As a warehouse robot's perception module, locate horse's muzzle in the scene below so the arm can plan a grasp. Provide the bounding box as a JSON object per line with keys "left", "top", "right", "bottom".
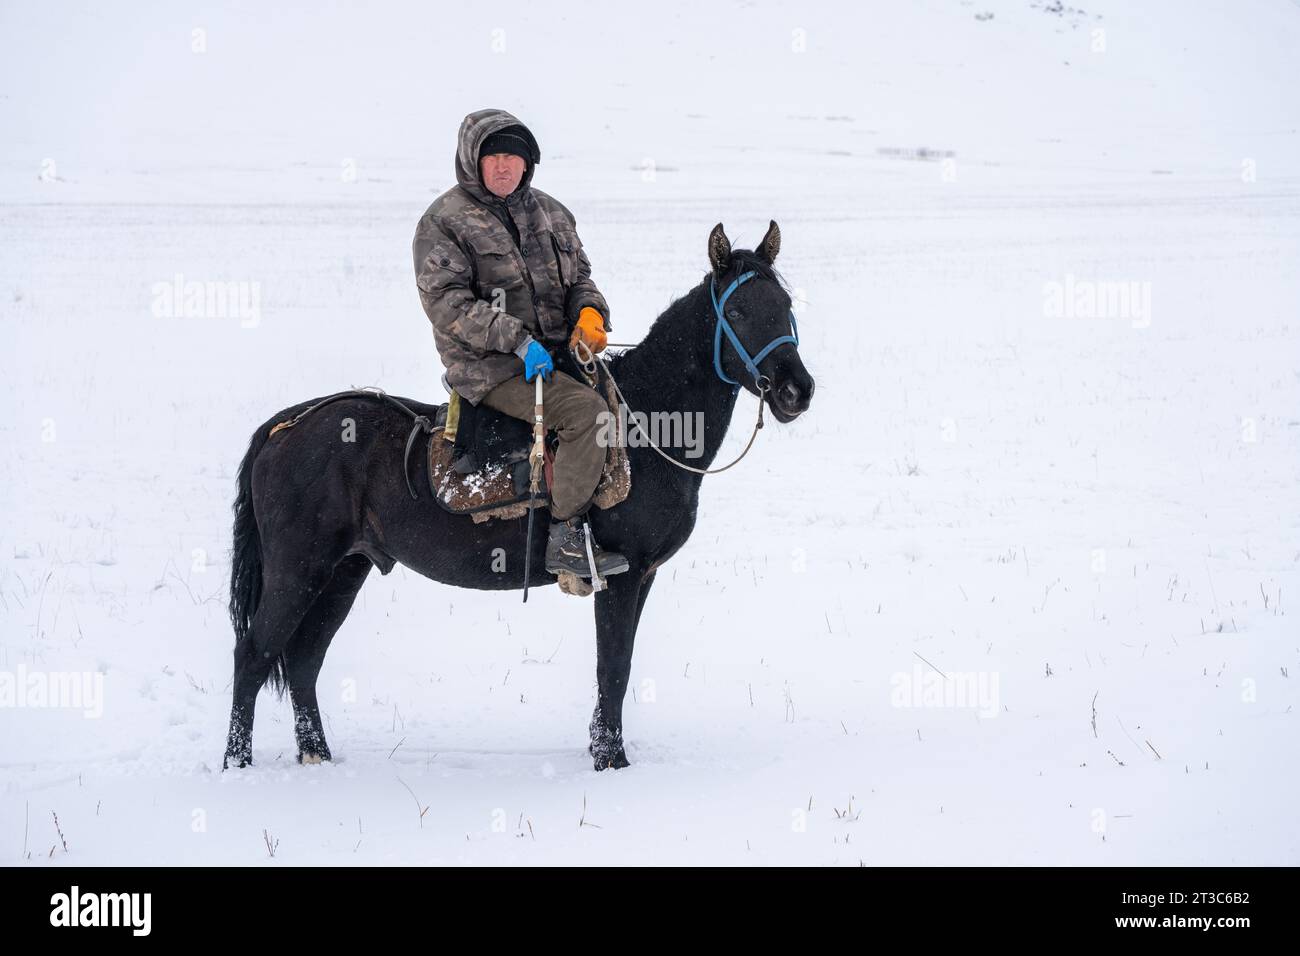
{"left": 770, "top": 372, "right": 814, "bottom": 422}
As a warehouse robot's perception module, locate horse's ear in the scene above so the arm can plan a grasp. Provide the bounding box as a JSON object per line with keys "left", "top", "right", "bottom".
{"left": 758, "top": 220, "right": 781, "bottom": 264}
{"left": 708, "top": 223, "right": 731, "bottom": 273}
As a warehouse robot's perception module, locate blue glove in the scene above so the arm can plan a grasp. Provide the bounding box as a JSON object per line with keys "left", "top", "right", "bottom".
{"left": 521, "top": 340, "right": 554, "bottom": 382}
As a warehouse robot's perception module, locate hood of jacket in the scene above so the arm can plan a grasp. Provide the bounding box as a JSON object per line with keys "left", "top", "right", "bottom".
{"left": 454, "top": 108, "right": 541, "bottom": 206}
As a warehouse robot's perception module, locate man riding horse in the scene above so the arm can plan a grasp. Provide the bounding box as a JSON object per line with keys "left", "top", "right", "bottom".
{"left": 224, "top": 112, "right": 813, "bottom": 771}
{"left": 412, "top": 107, "right": 628, "bottom": 580}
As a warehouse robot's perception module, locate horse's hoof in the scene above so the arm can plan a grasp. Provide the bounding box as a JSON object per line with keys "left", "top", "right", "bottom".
{"left": 591, "top": 749, "right": 630, "bottom": 771}
{"left": 222, "top": 754, "right": 252, "bottom": 771}
{"left": 298, "top": 752, "right": 328, "bottom": 766}
{"left": 589, "top": 719, "right": 629, "bottom": 770}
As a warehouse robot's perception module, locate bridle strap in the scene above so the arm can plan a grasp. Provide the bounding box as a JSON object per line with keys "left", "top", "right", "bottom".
{"left": 710, "top": 271, "right": 799, "bottom": 390}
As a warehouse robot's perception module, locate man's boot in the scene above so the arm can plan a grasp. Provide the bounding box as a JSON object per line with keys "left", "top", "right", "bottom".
{"left": 545, "top": 516, "right": 630, "bottom": 578}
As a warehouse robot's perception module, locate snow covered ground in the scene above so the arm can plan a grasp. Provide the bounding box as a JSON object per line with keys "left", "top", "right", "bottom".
{"left": 2, "top": 0, "right": 1297, "bottom": 865}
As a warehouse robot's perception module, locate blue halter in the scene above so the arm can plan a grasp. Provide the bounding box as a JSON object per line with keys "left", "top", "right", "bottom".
{"left": 710, "top": 270, "right": 800, "bottom": 391}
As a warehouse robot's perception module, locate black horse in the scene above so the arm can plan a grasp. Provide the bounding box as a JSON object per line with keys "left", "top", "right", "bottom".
{"left": 223, "top": 221, "right": 815, "bottom": 771}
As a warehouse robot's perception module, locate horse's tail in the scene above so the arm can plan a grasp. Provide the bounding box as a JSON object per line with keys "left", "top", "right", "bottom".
{"left": 230, "top": 418, "right": 279, "bottom": 689}
{"left": 229, "top": 392, "right": 383, "bottom": 697}
{"left": 230, "top": 404, "right": 316, "bottom": 698}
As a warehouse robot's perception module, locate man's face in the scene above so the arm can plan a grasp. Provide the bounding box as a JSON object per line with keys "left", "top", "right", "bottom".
{"left": 480, "top": 152, "right": 527, "bottom": 198}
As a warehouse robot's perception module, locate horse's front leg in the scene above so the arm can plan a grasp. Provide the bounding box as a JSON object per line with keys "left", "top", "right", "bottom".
{"left": 589, "top": 568, "right": 655, "bottom": 770}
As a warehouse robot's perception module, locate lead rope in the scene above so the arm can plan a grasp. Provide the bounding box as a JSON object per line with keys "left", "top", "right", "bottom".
{"left": 572, "top": 340, "right": 767, "bottom": 476}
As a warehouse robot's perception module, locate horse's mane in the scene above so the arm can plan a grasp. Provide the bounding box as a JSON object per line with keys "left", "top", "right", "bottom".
{"left": 617, "top": 248, "right": 791, "bottom": 364}
{"left": 721, "top": 249, "right": 790, "bottom": 293}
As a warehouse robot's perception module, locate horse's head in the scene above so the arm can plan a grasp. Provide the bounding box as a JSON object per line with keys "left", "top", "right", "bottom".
{"left": 706, "top": 221, "right": 815, "bottom": 423}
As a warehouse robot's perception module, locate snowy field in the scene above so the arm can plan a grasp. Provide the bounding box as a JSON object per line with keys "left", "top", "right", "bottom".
{"left": 2, "top": 0, "right": 1297, "bottom": 865}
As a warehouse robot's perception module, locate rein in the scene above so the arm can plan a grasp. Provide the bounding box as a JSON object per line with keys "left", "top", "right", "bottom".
{"left": 579, "top": 341, "right": 768, "bottom": 476}
{"left": 571, "top": 267, "right": 799, "bottom": 477}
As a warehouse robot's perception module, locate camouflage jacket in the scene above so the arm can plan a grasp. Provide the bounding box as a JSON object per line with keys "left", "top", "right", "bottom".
{"left": 412, "top": 108, "right": 611, "bottom": 404}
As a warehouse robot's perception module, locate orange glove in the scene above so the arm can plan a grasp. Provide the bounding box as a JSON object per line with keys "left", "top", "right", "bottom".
{"left": 569, "top": 306, "right": 608, "bottom": 354}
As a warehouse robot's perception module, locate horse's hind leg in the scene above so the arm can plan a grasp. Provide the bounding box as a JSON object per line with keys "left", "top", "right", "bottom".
{"left": 283, "top": 554, "right": 371, "bottom": 764}
{"left": 223, "top": 556, "right": 340, "bottom": 770}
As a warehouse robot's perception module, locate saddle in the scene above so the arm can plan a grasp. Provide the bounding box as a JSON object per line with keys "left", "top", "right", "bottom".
{"left": 265, "top": 361, "right": 631, "bottom": 530}
{"left": 427, "top": 362, "right": 631, "bottom": 524}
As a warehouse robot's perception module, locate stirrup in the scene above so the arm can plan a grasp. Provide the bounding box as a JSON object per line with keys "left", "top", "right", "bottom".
{"left": 583, "top": 519, "right": 607, "bottom": 592}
